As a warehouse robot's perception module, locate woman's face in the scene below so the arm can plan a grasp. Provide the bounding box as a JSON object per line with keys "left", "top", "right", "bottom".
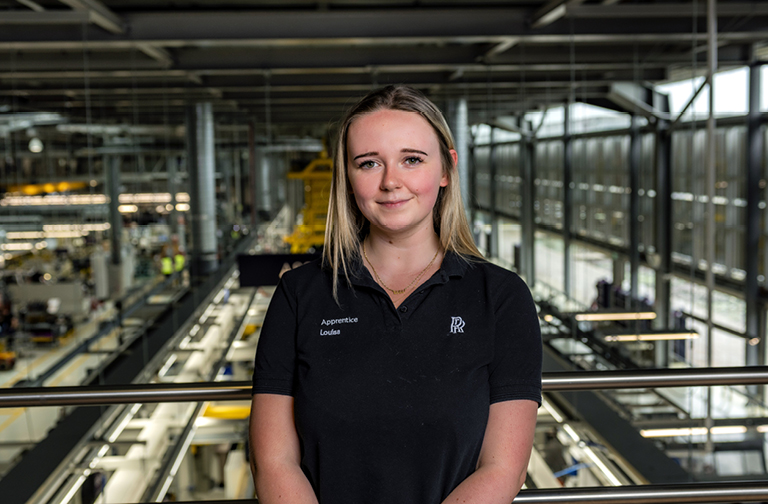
{"left": 346, "top": 108, "right": 455, "bottom": 237}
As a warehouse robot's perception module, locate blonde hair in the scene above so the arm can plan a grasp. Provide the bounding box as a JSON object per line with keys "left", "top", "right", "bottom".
{"left": 323, "top": 85, "right": 481, "bottom": 299}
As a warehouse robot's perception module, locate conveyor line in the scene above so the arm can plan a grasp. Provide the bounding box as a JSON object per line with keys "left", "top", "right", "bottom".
{"left": 0, "top": 240, "right": 252, "bottom": 504}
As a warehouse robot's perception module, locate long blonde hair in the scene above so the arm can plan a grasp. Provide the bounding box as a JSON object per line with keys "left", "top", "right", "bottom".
{"left": 323, "top": 85, "right": 481, "bottom": 300}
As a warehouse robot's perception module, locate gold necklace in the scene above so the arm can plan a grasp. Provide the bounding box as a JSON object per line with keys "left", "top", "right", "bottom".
{"left": 363, "top": 241, "right": 440, "bottom": 295}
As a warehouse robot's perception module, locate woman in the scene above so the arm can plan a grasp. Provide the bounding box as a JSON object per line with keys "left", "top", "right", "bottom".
{"left": 250, "top": 85, "right": 541, "bottom": 504}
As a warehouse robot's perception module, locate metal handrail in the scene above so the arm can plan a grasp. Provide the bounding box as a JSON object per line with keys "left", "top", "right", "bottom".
{"left": 133, "top": 481, "right": 768, "bottom": 504}
{"left": 516, "top": 481, "right": 768, "bottom": 504}
{"left": 3, "top": 366, "right": 768, "bottom": 408}
{"left": 543, "top": 365, "right": 768, "bottom": 391}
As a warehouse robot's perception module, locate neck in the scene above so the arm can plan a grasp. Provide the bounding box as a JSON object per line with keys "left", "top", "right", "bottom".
{"left": 365, "top": 226, "right": 441, "bottom": 267}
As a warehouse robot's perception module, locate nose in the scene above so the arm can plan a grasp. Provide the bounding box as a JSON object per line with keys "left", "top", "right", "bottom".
{"left": 380, "top": 166, "right": 402, "bottom": 191}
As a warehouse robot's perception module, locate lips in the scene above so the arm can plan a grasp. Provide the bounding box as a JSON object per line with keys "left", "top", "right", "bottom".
{"left": 377, "top": 198, "right": 410, "bottom": 208}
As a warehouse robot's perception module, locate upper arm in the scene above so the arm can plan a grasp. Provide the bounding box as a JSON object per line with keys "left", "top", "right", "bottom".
{"left": 250, "top": 393, "right": 302, "bottom": 470}
{"left": 476, "top": 400, "right": 539, "bottom": 486}
{"left": 490, "top": 272, "right": 542, "bottom": 404}
{"left": 252, "top": 277, "right": 298, "bottom": 396}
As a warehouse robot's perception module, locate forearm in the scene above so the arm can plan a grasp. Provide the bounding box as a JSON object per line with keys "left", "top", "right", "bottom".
{"left": 441, "top": 463, "right": 526, "bottom": 504}
{"left": 253, "top": 463, "right": 319, "bottom": 504}
{"left": 442, "top": 401, "right": 537, "bottom": 504}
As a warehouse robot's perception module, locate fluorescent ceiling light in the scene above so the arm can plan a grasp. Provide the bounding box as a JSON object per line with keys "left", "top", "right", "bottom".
{"left": 43, "top": 223, "right": 110, "bottom": 232}
{"left": 0, "top": 193, "right": 189, "bottom": 207}
{"left": 641, "top": 425, "right": 747, "bottom": 438}
{"left": 7, "top": 231, "right": 85, "bottom": 239}
{"left": 574, "top": 311, "right": 656, "bottom": 322}
{"left": 119, "top": 192, "right": 189, "bottom": 204}
{"left": 1, "top": 243, "right": 34, "bottom": 251}
{"left": 605, "top": 332, "right": 699, "bottom": 342}
{"left": 711, "top": 426, "right": 748, "bottom": 435}
{"left": 641, "top": 427, "right": 707, "bottom": 437}
{"left": 0, "top": 194, "right": 108, "bottom": 206}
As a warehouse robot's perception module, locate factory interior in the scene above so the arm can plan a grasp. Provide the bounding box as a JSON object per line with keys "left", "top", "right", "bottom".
{"left": 1, "top": 0, "right": 768, "bottom": 502}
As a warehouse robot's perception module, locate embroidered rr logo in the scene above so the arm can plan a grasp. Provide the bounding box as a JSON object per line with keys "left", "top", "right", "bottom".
{"left": 450, "top": 316, "right": 465, "bottom": 334}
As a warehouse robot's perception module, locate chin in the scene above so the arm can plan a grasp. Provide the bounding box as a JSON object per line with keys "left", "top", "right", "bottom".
{"left": 373, "top": 217, "right": 430, "bottom": 234}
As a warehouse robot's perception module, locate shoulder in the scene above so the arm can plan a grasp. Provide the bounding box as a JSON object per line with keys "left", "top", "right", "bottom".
{"left": 277, "top": 258, "right": 329, "bottom": 293}
{"left": 463, "top": 258, "right": 528, "bottom": 293}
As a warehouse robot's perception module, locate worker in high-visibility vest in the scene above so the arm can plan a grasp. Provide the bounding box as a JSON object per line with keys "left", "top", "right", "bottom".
{"left": 161, "top": 255, "right": 173, "bottom": 277}
{"left": 174, "top": 253, "right": 185, "bottom": 272}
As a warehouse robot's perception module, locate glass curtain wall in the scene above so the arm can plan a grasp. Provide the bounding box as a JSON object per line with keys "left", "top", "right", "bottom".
{"left": 470, "top": 64, "right": 768, "bottom": 480}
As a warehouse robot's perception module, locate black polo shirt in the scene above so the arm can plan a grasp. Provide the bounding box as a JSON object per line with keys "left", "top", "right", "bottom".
{"left": 252, "top": 252, "right": 542, "bottom": 504}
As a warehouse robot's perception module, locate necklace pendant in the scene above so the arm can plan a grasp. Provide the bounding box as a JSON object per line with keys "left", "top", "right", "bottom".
{"left": 363, "top": 241, "right": 440, "bottom": 298}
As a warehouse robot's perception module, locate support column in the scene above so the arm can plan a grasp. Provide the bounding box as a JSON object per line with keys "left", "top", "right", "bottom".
{"left": 563, "top": 102, "right": 573, "bottom": 298}
{"left": 233, "top": 147, "right": 243, "bottom": 225}
{"left": 221, "top": 149, "right": 234, "bottom": 225}
{"left": 520, "top": 119, "right": 536, "bottom": 286}
{"left": 4, "top": 132, "right": 18, "bottom": 182}
{"left": 745, "top": 52, "right": 765, "bottom": 371}
{"left": 654, "top": 119, "right": 672, "bottom": 363}
{"left": 489, "top": 127, "right": 498, "bottom": 258}
{"left": 106, "top": 154, "right": 130, "bottom": 296}
{"left": 613, "top": 255, "right": 626, "bottom": 287}
{"left": 448, "top": 98, "right": 471, "bottom": 213}
{"left": 248, "top": 121, "right": 258, "bottom": 226}
{"left": 167, "top": 155, "right": 180, "bottom": 239}
{"left": 704, "top": 0, "right": 718, "bottom": 453}
{"left": 186, "top": 103, "right": 218, "bottom": 275}
{"left": 629, "top": 115, "right": 641, "bottom": 306}
{"left": 106, "top": 155, "right": 122, "bottom": 266}
{"left": 258, "top": 150, "right": 273, "bottom": 216}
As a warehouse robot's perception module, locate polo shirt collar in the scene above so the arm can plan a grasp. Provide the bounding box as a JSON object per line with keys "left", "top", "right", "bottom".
{"left": 344, "top": 249, "right": 469, "bottom": 289}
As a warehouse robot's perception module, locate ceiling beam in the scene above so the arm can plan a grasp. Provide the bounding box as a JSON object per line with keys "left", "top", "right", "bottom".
{"left": 0, "top": 80, "right": 619, "bottom": 97}
{"left": 568, "top": 2, "right": 768, "bottom": 18}
{"left": 481, "top": 37, "right": 520, "bottom": 61}
{"left": 0, "top": 61, "right": 676, "bottom": 81}
{"left": 16, "top": 0, "right": 44, "bottom": 11}
{"left": 57, "top": 0, "right": 125, "bottom": 34}
{"left": 2, "top": 31, "right": 766, "bottom": 52}
{"left": 0, "top": 11, "right": 90, "bottom": 24}
{"left": 136, "top": 44, "right": 174, "bottom": 67}
{"left": 5, "top": 8, "right": 764, "bottom": 48}
{"left": 123, "top": 9, "right": 530, "bottom": 41}
{"left": 530, "top": 0, "right": 586, "bottom": 29}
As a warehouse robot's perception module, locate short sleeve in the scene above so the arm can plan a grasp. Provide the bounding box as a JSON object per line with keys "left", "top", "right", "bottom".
{"left": 489, "top": 272, "right": 542, "bottom": 405}
{"left": 251, "top": 275, "right": 298, "bottom": 396}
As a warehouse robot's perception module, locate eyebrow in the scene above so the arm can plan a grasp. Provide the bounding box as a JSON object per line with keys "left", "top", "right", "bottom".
{"left": 402, "top": 148, "right": 428, "bottom": 156}
{"left": 352, "top": 148, "right": 428, "bottom": 161}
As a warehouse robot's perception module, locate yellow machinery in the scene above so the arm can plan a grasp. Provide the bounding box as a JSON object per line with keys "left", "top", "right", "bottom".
{"left": 285, "top": 150, "right": 333, "bottom": 253}
{"left": 0, "top": 339, "right": 16, "bottom": 371}
{"left": 6, "top": 181, "right": 88, "bottom": 195}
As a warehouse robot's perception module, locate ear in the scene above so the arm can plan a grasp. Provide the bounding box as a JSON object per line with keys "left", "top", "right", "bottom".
{"left": 441, "top": 149, "right": 458, "bottom": 187}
